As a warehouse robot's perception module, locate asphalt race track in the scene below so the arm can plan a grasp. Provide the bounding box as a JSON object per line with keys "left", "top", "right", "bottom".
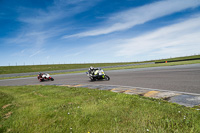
{"left": 1, "top": 64, "right": 200, "bottom": 94}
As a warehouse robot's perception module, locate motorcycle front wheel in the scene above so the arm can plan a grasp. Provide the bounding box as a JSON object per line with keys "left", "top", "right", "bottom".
{"left": 90, "top": 76, "right": 96, "bottom": 81}
{"left": 104, "top": 75, "right": 110, "bottom": 81}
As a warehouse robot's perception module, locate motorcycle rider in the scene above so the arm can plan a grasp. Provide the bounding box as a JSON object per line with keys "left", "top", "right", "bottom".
{"left": 42, "top": 73, "right": 50, "bottom": 78}
{"left": 38, "top": 72, "right": 43, "bottom": 78}
{"left": 86, "top": 67, "right": 110, "bottom": 81}
{"left": 38, "top": 72, "right": 50, "bottom": 79}
{"left": 94, "top": 68, "right": 103, "bottom": 77}
{"left": 88, "top": 66, "right": 98, "bottom": 76}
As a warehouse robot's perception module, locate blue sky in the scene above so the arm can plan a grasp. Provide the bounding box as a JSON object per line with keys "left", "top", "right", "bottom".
{"left": 0, "top": 0, "right": 200, "bottom": 66}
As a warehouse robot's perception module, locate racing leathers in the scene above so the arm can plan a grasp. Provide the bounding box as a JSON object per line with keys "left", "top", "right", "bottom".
{"left": 88, "top": 67, "right": 98, "bottom": 76}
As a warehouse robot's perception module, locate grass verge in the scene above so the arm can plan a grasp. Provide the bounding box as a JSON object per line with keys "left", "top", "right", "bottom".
{"left": 104, "top": 60, "right": 200, "bottom": 71}
{"left": 155, "top": 54, "right": 200, "bottom": 63}
{"left": 1, "top": 55, "right": 199, "bottom": 75}
{"left": 0, "top": 62, "right": 139, "bottom": 75}
{"left": 1, "top": 60, "right": 200, "bottom": 80}
{"left": 0, "top": 85, "right": 200, "bottom": 132}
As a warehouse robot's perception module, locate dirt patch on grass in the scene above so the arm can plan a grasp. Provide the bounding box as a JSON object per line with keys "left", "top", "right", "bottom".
{"left": 4, "top": 112, "right": 12, "bottom": 119}
{"left": 2, "top": 104, "right": 12, "bottom": 109}
{"left": 33, "top": 92, "right": 47, "bottom": 97}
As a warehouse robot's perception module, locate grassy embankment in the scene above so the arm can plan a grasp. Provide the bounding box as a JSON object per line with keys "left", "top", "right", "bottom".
{"left": 154, "top": 54, "right": 200, "bottom": 63}
{"left": 1, "top": 85, "right": 200, "bottom": 132}
{"left": 1, "top": 55, "right": 199, "bottom": 75}
{"left": 0, "top": 62, "right": 139, "bottom": 75}
{"left": 0, "top": 60, "right": 200, "bottom": 80}
{"left": 106, "top": 60, "right": 200, "bottom": 71}
{"left": 0, "top": 55, "right": 200, "bottom": 80}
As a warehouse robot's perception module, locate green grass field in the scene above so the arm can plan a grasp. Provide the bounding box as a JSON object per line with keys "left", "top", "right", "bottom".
{"left": 154, "top": 54, "right": 200, "bottom": 63}
{"left": 0, "top": 62, "right": 138, "bottom": 75}
{"left": 0, "top": 60, "right": 200, "bottom": 80}
{"left": 105, "top": 60, "right": 200, "bottom": 71}
{"left": 1, "top": 85, "right": 200, "bottom": 133}
{"left": 1, "top": 55, "right": 199, "bottom": 75}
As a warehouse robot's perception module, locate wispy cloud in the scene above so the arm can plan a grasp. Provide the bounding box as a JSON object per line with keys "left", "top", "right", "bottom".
{"left": 64, "top": 51, "right": 83, "bottom": 58}
{"left": 114, "top": 15, "right": 200, "bottom": 58}
{"left": 18, "top": 0, "right": 100, "bottom": 25}
{"left": 29, "top": 50, "right": 42, "bottom": 57}
{"left": 76, "top": 15, "right": 200, "bottom": 62}
{"left": 64, "top": 0, "right": 200, "bottom": 38}
{"left": 6, "top": 0, "right": 100, "bottom": 57}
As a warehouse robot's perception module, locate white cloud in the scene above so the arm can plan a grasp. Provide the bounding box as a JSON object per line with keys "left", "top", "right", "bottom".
{"left": 75, "top": 15, "right": 200, "bottom": 62}
{"left": 64, "top": 51, "right": 83, "bottom": 57}
{"left": 46, "top": 56, "right": 50, "bottom": 60}
{"left": 64, "top": 0, "right": 200, "bottom": 38}
{"left": 115, "top": 15, "right": 200, "bottom": 58}
{"left": 29, "top": 50, "right": 42, "bottom": 57}
{"left": 18, "top": 0, "right": 99, "bottom": 25}
{"left": 7, "top": 0, "right": 101, "bottom": 53}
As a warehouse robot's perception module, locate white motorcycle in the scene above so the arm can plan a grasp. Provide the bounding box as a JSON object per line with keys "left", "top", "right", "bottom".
{"left": 37, "top": 73, "right": 54, "bottom": 82}
{"left": 86, "top": 69, "right": 110, "bottom": 81}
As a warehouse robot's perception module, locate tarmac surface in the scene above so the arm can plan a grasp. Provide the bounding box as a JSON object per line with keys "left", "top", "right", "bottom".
{"left": 1, "top": 63, "right": 200, "bottom": 107}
